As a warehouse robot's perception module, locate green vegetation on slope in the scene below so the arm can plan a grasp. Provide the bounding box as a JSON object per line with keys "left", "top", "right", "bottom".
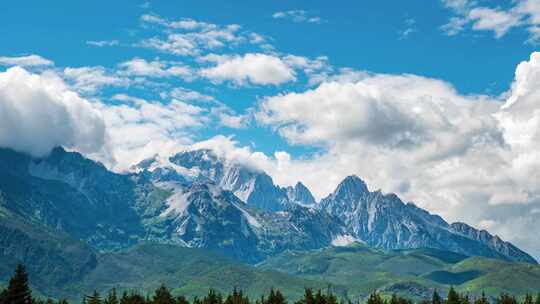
{"left": 76, "top": 243, "right": 339, "bottom": 301}
{"left": 257, "top": 243, "right": 540, "bottom": 300}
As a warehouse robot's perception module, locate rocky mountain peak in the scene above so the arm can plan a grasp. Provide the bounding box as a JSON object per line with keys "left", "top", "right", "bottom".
{"left": 332, "top": 175, "right": 369, "bottom": 201}
{"left": 286, "top": 182, "right": 316, "bottom": 206}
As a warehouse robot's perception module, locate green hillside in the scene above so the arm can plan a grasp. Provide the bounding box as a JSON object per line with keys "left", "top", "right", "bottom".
{"left": 71, "top": 244, "right": 340, "bottom": 301}
{"left": 257, "top": 243, "right": 540, "bottom": 300}
{"left": 3, "top": 229, "right": 540, "bottom": 303}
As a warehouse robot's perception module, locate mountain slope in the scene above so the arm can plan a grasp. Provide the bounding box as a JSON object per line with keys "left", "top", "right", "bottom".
{"left": 0, "top": 147, "right": 144, "bottom": 250}
{"left": 20, "top": 243, "right": 340, "bottom": 302}
{"left": 319, "top": 175, "right": 536, "bottom": 264}
{"left": 138, "top": 149, "right": 312, "bottom": 212}
{"left": 258, "top": 244, "right": 540, "bottom": 300}
{"left": 140, "top": 181, "right": 347, "bottom": 263}
{"left": 0, "top": 207, "right": 97, "bottom": 297}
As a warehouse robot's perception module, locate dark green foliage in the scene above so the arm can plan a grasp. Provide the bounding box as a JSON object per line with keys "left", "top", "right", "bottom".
{"left": 446, "top": 287, "right": 460, "bottom": 304}
{"left": 119, "top": 292, "right": 146, "bottom": 304}
{"left": 177, "top": 296, "right": 190, "bottom": 304}
{"left": 390, "top": 293, "right": 412, "bottom": 304}
{"left": 153, "top": 285, "right": 175, "bottom": 304}
{"left": 474, "top": 293, "right": 488, "bottom": 304}
{"left": 266, "top": 289, "right": 286, "bottom": 304}
{"left": 497, "top": 294, "right": 518, "bottom": 304}
{"left": 432, "top": 290, "right": 442, "bottom": 304}
{"left": 201, "top": 289, "right": 223, "bottom": 304}
{"left": 0, "top": 288, "right": 8, "bottom": 304}
{"left": 366, "top": 292, "right": 385, "bottom": 304}
{"left": 224, "top": 289, "right": 250, "bottom": 304}
{"left": 295, "top": 289, "right": 314, "bottom": 304}
{"left": 105, "top": 289, "right": 119, "bottom": 304}
{"left": 5, "top": 264, "right": 540, "bottom": 304}
{"left": 292, "top": 288, "right": 338, "bottom": 304}
{"left": 85, "top": 291, "right": 102, "bottom": 304}
{"left": 6, "top": 264, "right": 32, "bottom": 304}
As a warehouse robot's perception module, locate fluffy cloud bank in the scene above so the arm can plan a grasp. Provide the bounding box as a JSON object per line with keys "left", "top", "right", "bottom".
{"left": 0, "top": 67, "right": 106, "bottom": 157}
{"left": 200, "top": 53, "right": 296, "bottom": 86}
{"left": 250, "top": 52, "right": 540, "bottom": 258}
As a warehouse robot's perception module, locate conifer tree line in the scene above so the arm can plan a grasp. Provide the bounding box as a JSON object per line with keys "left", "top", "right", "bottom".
{"left": 2, "top": 265, "right": 540, "bottom": 304}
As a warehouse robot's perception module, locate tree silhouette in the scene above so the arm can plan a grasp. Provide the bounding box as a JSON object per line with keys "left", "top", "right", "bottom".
{"left": 86, "top": 290, "right": 103, "bottom": 304}
{"left": 6, "top": 264, "right": 32, "bottom": 304}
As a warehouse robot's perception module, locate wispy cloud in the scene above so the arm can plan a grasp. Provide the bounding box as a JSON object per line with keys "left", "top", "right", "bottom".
{"left": 137, "top": 14, "right": 267, "bottom": 56}
{"left": 0, "top": 54, "right": 54, "bottom": 67}
{"left": 272, "top": 10, "right": 324, "bottom": 24}
{"left": 399, "top": 18, "right": 417, "bottom": 39}
{"left": 440, "top": 0, "right": 540, "bottom": 43}
{"left": 86, "top": 40, "right": 119, "bottom": 47}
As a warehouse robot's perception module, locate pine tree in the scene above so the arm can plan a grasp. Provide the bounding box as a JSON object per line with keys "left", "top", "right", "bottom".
{"left": 432, "top": 290, "right": 443, "bottom": 304}
{"left": 203, "top": 289, "right": 222, "bottom": 304}
{"left": 474, "top": 292, "right": 488, "bottom": 304}
{"left": 446, "top": 287, "right": 460, "bottom": 304}
{"left": 524, "top": 294, "right": 534, "bottom": 304}
{"left": 6, "top": 264, "right": 32, "bottom": 304}
{"left": 366, "top": 291, "right": 385, "bottom": 304}
{"left": 121, "top": 292, "right": 146, "bottom": 304}
{"left": 535, "top": 293, "right": 540, "bottom": 304}
{"left": 224, "top": 288, "right": 249, "bottom": 304}
{"left": 324, "top": 290, "right": 337, "bottom": 304}
{"left": 105, "top": 289, "right": 119, "bottom": 304}
{"left": 153, "top": 285, "right": 175, "bottom": 304}
{"left": 86, "top": 290, "right": 103, "bottom": 304}
{"left": 496, "top": 294, "right": 517, "bottom": 304}
{"left": 389, "top": 294, "right": 411, "bottom": 304}
{"left": 0, "top": 288, "right": 8, "bottom": 304}
{"left": 314, "top": 290, "right": 325, "bottom": 304}
{"left": 267, "top": 289, "right": 286, "bottom": 304}
{"left": 296, "top": 289, "right": 315, "bottom": 304}
{"left": 176, "top": 295, "right": 189, "bottom": 304}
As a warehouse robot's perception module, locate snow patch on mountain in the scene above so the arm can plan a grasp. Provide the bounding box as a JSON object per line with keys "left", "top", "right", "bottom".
{"left": 332, "top": 234, "right": 360, "bottom": 246}
{"left": 233, "top": 203, "right": 262, "bottom": 228}
{"left": 160, "top": 186, "right": 191, "bottom": 217}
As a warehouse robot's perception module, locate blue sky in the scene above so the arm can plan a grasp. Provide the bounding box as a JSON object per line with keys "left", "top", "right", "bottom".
{"left": 1, "top": 0, "right": 535, "bottom": 94}
{"left": 2, "top": 0, "right": 540, "bottom": 257}
{"left": 1, "top": 0, "right": 537, "bottom": 156}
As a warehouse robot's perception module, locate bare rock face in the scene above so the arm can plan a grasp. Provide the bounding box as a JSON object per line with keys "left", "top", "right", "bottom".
{"left": 0, "top": 147, "right": 536, "bottom": 266}
{"left": 320, "top": 175, "right": 537, "bottom": 264}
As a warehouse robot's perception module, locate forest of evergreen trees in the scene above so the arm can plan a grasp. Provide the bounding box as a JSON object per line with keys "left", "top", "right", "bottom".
{"left": 1, "top": 265, "right": 540, "bottom": 304}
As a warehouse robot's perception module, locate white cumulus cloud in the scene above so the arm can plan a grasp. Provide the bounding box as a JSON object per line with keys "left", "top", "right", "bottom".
{"left": 200, "top": 53, "right": 296, "bottom": 86}
{"left": 0, "top": 67, "right": 107, "bottom": 158}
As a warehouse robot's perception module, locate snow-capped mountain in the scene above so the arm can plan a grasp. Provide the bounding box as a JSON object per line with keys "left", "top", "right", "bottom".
{"left": 135, "top": 149, "right": 309, "bottom": 212}
{"left": 285, "top": 182, "right": 316, "bottom": 206}
{"left": 0, "top": 147, "right": 345, "bottom": 263}
{"left": 319, "top": 175, "right": 536, "bottom": 263}
{"left": 0, "top": 147, "right": 535, "bottom": 265}
{"left": 139, "top": 180, "right": 346, "bottom": 262}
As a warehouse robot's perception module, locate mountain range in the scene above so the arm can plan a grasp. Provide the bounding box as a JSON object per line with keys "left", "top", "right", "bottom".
{"left": 0, "top": 146, "right": 537, "bottom": 300}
